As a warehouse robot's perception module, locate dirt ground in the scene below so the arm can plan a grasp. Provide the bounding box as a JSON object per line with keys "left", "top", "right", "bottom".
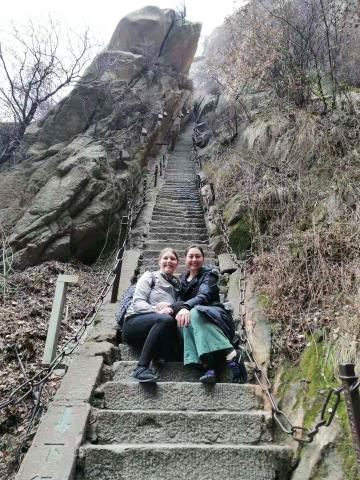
{"left": 0, "top": 260, "right": 108, "bottom": 480}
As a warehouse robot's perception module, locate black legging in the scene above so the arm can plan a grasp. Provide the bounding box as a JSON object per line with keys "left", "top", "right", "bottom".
{"left": 122, "top": 312, "right": 176, "bottom": 367}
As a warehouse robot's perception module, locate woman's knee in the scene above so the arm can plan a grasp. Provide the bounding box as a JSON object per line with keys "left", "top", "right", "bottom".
{"left": 189, "top": 309, "right": 204, "bottom": 324}
{"left": 157, "top": 313, "right": 176, "bottom": 326}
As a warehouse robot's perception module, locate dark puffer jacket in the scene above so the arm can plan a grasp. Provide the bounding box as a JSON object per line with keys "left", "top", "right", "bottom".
{"left": 172, "top": 266, "right": 236, "bottom": 344}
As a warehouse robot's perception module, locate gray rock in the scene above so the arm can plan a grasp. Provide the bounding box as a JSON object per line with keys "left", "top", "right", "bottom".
{"left": 223, "top": 194, "right": 247, "bottom": 226}
{"left": 291, "top": 419, "right": 344, "bottom": 480}
{"left": 85, "top": 51, "right": 146, "bottom": 83}
{"left": 227, "top": 272, "right": 271, "bottom": 371}
{"left": 108, "top": 6, "right": 175, "bottom": 57}
{"left": 2, "top": 8, "right": 200, "bottom": 268}
{"left": 160, "top": 20, "right": 202, "bottom": 74}
{"left": 218, "top": 253, "right": 237, "bottom": 274}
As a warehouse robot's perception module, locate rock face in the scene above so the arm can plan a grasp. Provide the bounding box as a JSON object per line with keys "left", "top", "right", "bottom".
{"left": 160, "top": 21, "right": 202, "bottom": 74}
{"left": 108, "top": 6, "right": 175, "bottom": 57}
{"left": 0, "top": 6, "right": 201, "bottom": 268}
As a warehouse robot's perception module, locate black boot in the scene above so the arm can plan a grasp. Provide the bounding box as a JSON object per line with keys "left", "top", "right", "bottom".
{"left": 226, "top": 352, "right": 248, "bottom": 384}
{"left": 132, "top": 366, "right": 159, "bottom": 383}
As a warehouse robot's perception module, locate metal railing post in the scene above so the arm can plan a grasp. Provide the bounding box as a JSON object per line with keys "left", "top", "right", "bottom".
{"left": 154, "top": 165, "right": 158, "bottom": 187}
{"left": 111, "top": 246, "right": 125, "bottom": 303}
{"left": 143, "top": 179, "right": 147, "bottom": 203}
{"left": 339, "top": 363, "right": 360, "bottom": 473}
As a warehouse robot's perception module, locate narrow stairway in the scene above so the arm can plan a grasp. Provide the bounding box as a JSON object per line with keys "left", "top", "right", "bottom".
{"left": 77, "top": 125, "right": 291, "bottom": 480}
{"left": 139, "top": 126, "right": 215, "bottom": 272}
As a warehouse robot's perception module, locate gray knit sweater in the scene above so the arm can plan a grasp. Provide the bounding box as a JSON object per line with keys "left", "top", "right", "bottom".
{"left": 126, "top": 270, "right": 178, "bottom": 316}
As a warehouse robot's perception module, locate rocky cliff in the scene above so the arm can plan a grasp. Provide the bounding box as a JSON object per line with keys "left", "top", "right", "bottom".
{"left": 0, "top": 6, "right": 201, "bottom": 268}
{"left": 190, "top": 3, "right": 360, "bottom": 478}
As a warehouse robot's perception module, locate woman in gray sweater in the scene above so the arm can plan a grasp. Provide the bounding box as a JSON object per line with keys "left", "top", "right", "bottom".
{"left": 123, "top": 248, "right": 180, "bottom": 382}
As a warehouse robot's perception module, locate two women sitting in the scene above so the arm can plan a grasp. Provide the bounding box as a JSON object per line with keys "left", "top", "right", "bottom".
{"left": 122, "top": 246, "right": 247, "bottom": 384}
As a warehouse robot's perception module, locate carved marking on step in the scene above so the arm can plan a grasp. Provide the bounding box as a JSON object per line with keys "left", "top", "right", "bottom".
{"left": 30, "top": 477, "right": 53, "bottom": 480}
{"left": 54, "top": 406, "right": 72, "bottom": 434}
{"left": 44, "top": 444, "right": 64, "bottom": 463}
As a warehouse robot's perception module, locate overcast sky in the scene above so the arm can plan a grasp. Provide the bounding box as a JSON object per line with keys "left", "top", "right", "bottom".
{"left": 0, "top": 0, "right": 239, "bottom": 50}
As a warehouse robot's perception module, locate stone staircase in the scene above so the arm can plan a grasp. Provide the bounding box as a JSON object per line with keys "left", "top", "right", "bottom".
{"left": 76, "top": 125, "right": 292, "bottom": 480}
{"left": 139, "top": 126, "right": 215, "bottom": 273}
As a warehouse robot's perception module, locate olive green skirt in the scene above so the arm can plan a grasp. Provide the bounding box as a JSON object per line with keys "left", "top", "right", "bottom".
{"left": 182, "top": 309, "right": 233, "bottom": 365}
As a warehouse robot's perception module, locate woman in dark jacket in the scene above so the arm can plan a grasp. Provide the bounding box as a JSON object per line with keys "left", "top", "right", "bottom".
{"left": 158, "top": 245, "right": 247, "bottom": 384}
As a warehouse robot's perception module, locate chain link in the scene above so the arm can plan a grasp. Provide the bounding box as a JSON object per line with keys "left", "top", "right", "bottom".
{"left": 191, "top": 124, "right": 344, "bottom": 444}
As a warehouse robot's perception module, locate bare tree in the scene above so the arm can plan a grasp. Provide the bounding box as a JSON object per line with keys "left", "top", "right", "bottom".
{"left": 0, "top": 19, "right": 93, "bottom": 165}
{"left": 206, "top": 0, "right": 353, "bottom": 112}
{"left": 176, "top": 1, "right": 187, "bottom": 25}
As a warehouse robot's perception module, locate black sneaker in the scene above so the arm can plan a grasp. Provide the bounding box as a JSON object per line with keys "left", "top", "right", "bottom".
{"left": 132, "top": 366, "right": 159, "bottom": 383}
{"left": 226, "top": 352, "right": 248, "bottom": 384}
{"left": 199, "top": 369, "right": 217, "bottom": 384}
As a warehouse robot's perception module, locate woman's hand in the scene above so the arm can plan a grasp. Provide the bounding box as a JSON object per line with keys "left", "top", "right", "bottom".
{"left": 158, "top": 306, "right": 173, "bottom": 315}
{"left": 155, "top": 302, "right": 171, "bottom": 311}
{"left": 176, "top": 308, "right": 190, "bottom": 327}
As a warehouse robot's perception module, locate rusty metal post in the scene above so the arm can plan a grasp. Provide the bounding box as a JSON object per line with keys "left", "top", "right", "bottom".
{"left": 339, "top": 363, "right": 360, "bottom": 473}
{"left": 111, "top": 247, "right": 124, "bottom": 303}
{"left": 196, "top": 174, "right": 201, "bottom": 189}
{"left": 154, "top": 165, "right": 158, "bottom": 187}
{"left": 143, "top": 179, "right": 147, "bottom": 202}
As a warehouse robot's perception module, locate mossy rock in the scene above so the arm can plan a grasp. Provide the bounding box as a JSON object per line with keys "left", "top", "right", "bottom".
{"left": 223, "top": 194, "right": 246, "bottom": 226}
{"left": 277, "top": 338, "right": 358, "bottom": 480}
{"left": 228, "top": 216, "right": 252, "bottom": 257}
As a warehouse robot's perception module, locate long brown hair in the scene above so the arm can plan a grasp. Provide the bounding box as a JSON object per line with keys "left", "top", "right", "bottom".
{"left": 158, "top": 248, "right": 179, "bottom": 262}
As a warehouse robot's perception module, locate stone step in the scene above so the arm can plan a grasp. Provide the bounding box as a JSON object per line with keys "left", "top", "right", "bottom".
{"left": 102, "top": 382, "right": 262, "bottom": 411}
{"left": 144, "top": 242, "right": 210, "bottom": 252}
{"left": 147, "top": 233, "right": 208, "bottom": 242}
{"left": 112, "top": 360, "right": 250, "bottom": 383}
{"left": 151, "top": 214, "right": 205, "bottom": 222}
{"left": 113, "top": 360, "right": 202, "bottom": 381}
{"left": 160, "top": 186, "right": 198, "bottom": 191}
{"left": 156, "top": 199, "right": 200, "bottom": 205}
{"left": 153, "top": 206, "right": 203, "bottom": 214}
{"left": 141, "top": 249, "right": 214, "bottom": 261}
{"left": 162, "top": 178, "right": 196, "bottom": 182}
{"left": 160, "top": 189, "right": 199, "bottom": 193}
{"left": 78, "top": 443, "right": 292, "bottom": 480}
{"left": 91, "top": 409, "right": 270, "bottom": 445}
{"left": 144, "top": 241, "right": 210, "bottom": 248}
{"left": 148, "top": 226, "right": 208, "bottom": 235}
{"left": 156, "top": 199, "right": 202, "bottom": 206}
{"left": 150, "top": 220, "right": 207, "bottom": 228}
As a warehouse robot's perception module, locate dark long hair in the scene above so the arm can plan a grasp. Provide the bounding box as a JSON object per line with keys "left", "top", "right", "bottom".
{"left": 185, "top": 245, "right": 205, "bottom": 257}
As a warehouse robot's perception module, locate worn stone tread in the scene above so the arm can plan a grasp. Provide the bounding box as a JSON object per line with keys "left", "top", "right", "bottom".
{"left": 78, "top": 443, "right": 292, "bottom": 480}
{"left": 112, "top": 360, "right": 240, "bottom": 382}
{"left": 91, "top": 408, "right": 270, "bottom": 444}
{"left": 103, "top": 381, "right": 262, "bottom": 411}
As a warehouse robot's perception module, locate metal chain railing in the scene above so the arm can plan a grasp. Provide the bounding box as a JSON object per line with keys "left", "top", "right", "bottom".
{"left": 190, "top": 123, "right": 359, "bottom": 445}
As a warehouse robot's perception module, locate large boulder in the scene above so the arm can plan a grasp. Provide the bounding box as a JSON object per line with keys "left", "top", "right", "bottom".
{"left": 160, "top": 21, "right": 202, "bottom": 74}
{"left": 108, "top": 6, "right": 175, "bottom": 57}
{"left": 1, "top": 7, "right": 200, "bottom": 268}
